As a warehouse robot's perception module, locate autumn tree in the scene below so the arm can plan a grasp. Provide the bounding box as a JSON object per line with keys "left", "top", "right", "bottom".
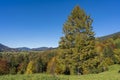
{"left": 58, "top": 5, "right": 99, "bottom": 74}
{"left": 47, "top": 57, "right": 56, "bottom": 76}
{"left": 26, "top": 61, "right": 35, "bottom": 74}
{"left": 0, "top": 59, "right": 9, "bottom": 75}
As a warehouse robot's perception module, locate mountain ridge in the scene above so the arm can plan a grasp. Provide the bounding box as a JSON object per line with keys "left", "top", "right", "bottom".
{"left": 0, "top": 31, "right": 120, "bottom": 52}
{"left": 16, "top": 47, "right": 55, "bottom": 51}
{"left": 0, "top": 43, "right": 15, "bottom": 52}
{"left": 98, "top": 31, "right": 120, "bottom": 40}
{"left": 0, "top": 43, "right": 55, "bottom": 52}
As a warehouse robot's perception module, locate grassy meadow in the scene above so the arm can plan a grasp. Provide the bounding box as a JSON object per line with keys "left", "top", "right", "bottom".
{"left": 0, "top": 64, "right": 120, "bottom": 80}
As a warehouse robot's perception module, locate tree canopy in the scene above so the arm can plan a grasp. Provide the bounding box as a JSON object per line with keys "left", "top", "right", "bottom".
{"left": 58, "top": 5, "right": 103, "bottom": 75}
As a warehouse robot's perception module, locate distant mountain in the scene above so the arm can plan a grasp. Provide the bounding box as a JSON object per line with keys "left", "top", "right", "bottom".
{"left": 99, "top": 32, "right": 120, "bottom": 40}
{"left": 16, "top": 47, "right": 54, "bottom": 51}
{"left": 16, "top": 47, "right": 31, "bottom": 51}
{"left": 32, "top": 47, "right": 54, "bottom": 51}
{"left": 0, "top": 43, "right": 14, "bottom": 52}
{"left": 0, "top": 43, "right": 55, "bottom": 52}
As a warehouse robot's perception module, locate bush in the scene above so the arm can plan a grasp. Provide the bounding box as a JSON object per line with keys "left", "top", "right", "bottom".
{"left": 0, "top": 59, "right": 9, "bottom": 75}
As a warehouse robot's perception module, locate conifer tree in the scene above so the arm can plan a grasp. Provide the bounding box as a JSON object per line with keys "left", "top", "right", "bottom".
{"left": 58, "top": 5, "right": 97, "bottom": 74}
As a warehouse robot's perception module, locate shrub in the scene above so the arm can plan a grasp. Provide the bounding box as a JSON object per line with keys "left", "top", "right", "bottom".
{"left": 0, "top": 59, "right": 9, "bottom": 75}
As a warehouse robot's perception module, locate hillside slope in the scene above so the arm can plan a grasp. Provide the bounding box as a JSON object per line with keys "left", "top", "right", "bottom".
{"left": 99, "top": 32, "right": 120, "bottom": 40}
{"left": 0, "top": 43, "right": 14, "bottom": 52}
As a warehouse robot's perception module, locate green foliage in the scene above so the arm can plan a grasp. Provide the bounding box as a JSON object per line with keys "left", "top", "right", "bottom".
{"left": 9, "top": 67, "right": 17, "bottom": 75}
{"left": 58, "top": 5, "right": 98, "bottom": 75}
{"left": 114, "top": 38, "right": 120, "bottom": 48}
{"left": 0, "top": 50, "right": 58, "bottom": 75}
{"left": 113, "top": 49, "right": 120, "bottom": 64}
{"left": 0, "top": 65, "right": 120, "bottom": 80}
{"left": 17, "top": 62, "right": 27, "bottom": 74}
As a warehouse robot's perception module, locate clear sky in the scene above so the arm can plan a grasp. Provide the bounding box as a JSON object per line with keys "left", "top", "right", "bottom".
{"left": 0, "top": 0, "right": 120, "bottom": 48}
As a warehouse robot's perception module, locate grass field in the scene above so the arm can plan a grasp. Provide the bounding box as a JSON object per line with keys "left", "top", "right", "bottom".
{"left": 0, "top": 64, "right": 120, "bottom": 80}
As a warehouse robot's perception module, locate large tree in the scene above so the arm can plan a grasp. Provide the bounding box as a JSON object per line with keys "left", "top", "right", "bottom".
{"left": 58, "top": 5, "right": 98, "bottom": 75}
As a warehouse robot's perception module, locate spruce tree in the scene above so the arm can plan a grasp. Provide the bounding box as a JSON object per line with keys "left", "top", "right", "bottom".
{"left": 58, "top": 5, "right": 97, "bottom": 74}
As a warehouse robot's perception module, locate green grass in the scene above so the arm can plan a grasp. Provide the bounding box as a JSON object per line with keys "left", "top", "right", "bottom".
{"left": 0, "top": 64, "right": 120, "bottom": 80}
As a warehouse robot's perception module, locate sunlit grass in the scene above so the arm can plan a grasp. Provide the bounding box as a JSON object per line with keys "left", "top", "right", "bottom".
{"left": 0, "top": 64, "right": 120, "bottom": 80}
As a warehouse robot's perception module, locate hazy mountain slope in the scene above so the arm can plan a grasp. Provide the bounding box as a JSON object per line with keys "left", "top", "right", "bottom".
{"left": 0, "top": 43, "right": 13, "bottom": 52}
{"left": 98, "top": 32, "right": 120, "bottom": 40}
{"left": 15, "top": 47, "right": 31, "bottom": 51}
{"left": 31, "top": 47, "right": 55, "bottom": 51}
{"left": 16, "top": 47, "right": 55, "bottom": 51}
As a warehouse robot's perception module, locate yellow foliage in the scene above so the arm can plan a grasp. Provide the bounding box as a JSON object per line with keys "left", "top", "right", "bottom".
{"left": 26, "top": 61, "right": 34, "bottom": 74}
{"left": 47, "top": 57, "right": 56, "bottom": 74}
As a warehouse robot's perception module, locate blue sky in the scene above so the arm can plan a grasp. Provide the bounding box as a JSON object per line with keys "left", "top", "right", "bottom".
{"left": 0, "top": 0, "right": 120, "bottom": 48}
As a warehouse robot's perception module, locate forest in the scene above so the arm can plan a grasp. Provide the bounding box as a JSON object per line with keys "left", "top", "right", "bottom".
{"left": 0, "top": 6, "right": 120, "bottom": 79}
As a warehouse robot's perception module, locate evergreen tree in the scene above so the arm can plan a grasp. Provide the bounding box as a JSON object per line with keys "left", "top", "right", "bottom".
{"left": 58, "top": 5, "right": 98, "bottom": 74}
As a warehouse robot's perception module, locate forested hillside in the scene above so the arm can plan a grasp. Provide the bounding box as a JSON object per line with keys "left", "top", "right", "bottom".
{"left": 99, "top": 32, "right": 120, "bottom": 40}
